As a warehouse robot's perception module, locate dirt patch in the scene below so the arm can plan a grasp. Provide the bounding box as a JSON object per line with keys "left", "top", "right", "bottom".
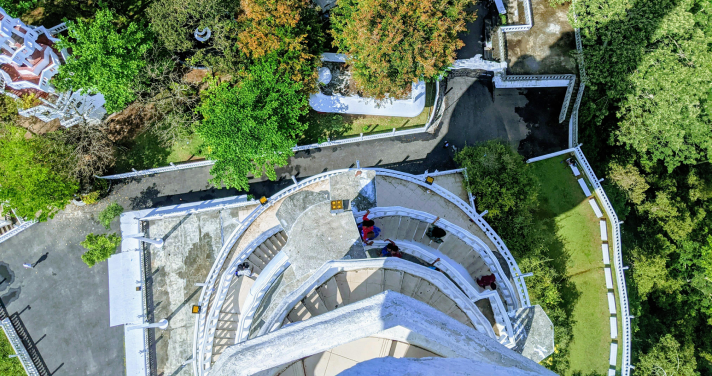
{"left": 104, "top": 103, "right": 154, "bottom": 142}
{"left": 319, "top": 62, "right": 359, "bottom": 96}
{"left": 505, "top": 0, "right": 576, "bottom": 75}
{"left": 16, "top": 116, "right": 61, "bottom": 135}
{"left": 182, "top": 68, "right": 209, "bottom": 85}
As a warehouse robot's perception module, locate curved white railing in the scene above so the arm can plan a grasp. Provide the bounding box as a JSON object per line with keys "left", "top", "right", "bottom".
{"left": 370, "top": 168, "right": 531, "bottom": 308}
{"left": 200, "top": 226, "right": 284, "bottom": 367}
{"left": 258, "top": 258, "right": 496, "bottom": 341}
{"left": 356, "top": 206, "right": 519, "bottom": 312}
{"left": 368, "top": 239, "right": 517, "bottom": 348}
{"left": 195, "top": 167, "right": 532, "bottom": 374}
{"left": 235, "top": 252, "right": 291, "bottom": 343}
{"left": 572, "top": 146, "right": 630, "bottom": 376}
{"left": 194, "top": 169, "right": 346, "bottom": 376}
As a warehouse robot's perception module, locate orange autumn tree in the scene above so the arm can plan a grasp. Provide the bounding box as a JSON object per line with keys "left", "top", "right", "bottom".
{"left": 331, "top": 0, "right": 474, "bottom": 99}
{"left": 236, "top": 0, "right": 326, "bottom": 93}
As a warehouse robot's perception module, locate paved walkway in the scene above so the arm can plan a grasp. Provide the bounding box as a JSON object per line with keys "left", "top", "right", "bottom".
{"left": 0, "top": 75, "right": 567, "bottom": 375}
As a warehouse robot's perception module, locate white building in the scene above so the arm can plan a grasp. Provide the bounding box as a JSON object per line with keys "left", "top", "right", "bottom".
{"left": 112, "top": 168, "right": 556, "bottom": 376}
{"left": 0, "top": 7, "right": 106, "bottom": 127}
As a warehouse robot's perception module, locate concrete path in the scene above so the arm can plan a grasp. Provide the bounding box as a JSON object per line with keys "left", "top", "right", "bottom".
{"left": 0, "top": 75, "right": 567, "bottom": 375}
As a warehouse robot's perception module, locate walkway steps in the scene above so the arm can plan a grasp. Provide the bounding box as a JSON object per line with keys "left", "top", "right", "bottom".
{"left": 371, "top": 216, "right": 494, "bottom": 285}
{"left": 286, "top": 269, "right": 475, "bottom": 329}
{"left": 209, "top": 231, "right": 288, "bottom": 362}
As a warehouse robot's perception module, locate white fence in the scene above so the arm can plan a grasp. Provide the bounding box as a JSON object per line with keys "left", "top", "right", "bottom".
{"left": 0, "top": 318, "right": 40, "bottom": 376}
{"left": 571, "top": 146, "right": 631, "bottom": 376}
{"left": 494, "top": 73, "right": 576, "bottom": 123}
{"left": 356, "top": 206, "right": 520, "bottom": 313}
{"left": 500, "top": 0, "right": 533, "bottom": 32}
{"left": 526, "top": 146, "right": 632, "bottom": 376}
{"left": 258, "top": 258, "right": 498, "bottom": 341}
{"left": 0, "top": 220, "right": 37, "bottom": 246}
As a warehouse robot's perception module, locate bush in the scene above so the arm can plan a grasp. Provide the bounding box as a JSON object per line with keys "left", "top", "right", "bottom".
{"left": 454, "top": 141, "right": 539, "bottom": 256}
{"left": 80, "top": 233, "right": 121, "bottom": 267}
{"left": 0, "top": 124, "right": 78, "bottom": 222}
{"left": 331, "top": 0, "right": 473, "bottom": 99}
{"left": 81, "top": 191, "right": 100, "bottom": 205}
{"left": 99, "top": 202, "right": 124, "bottom": 229}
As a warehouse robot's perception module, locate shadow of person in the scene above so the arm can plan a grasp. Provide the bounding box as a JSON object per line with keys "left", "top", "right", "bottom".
{"left": 32, "top": 252, "right": 49, "bottom": 268}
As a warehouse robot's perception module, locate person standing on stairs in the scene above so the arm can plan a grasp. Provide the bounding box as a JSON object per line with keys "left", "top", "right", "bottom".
{"left": 426, "top": 217, "right": 447, "bottom": 244}
{"left": 476, "top": 274, "right": 497, "bottom": 290}
{"left": 380, "top": 239, "right": 402, "bottom": 258}
{"left": 359, "top": 210, "right": 380, "bottom": 245}
{"left": 236, "top": 262, "right": 253, "bottom": 278}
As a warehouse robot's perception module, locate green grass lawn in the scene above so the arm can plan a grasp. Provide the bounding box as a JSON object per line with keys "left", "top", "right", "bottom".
{"left": 303, "top": 82, "right": 435, "bottom": 143}
{"left": 531, "top": 155, "right": 611, "bottom": 376}
{"left": 0, "top": 331, "right": 24, "bottom": 375}
{"left": 113, "top": 132, "right": 205, "bottom": 173}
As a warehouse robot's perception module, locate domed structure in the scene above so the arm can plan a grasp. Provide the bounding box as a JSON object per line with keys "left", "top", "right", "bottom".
{"left": 187, "top": 168, "right": 555, "bottom": 375}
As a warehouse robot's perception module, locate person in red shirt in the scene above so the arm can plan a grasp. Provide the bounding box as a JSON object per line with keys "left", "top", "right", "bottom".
{"left": 359, "top": 210, "right": 380, "bottom": 245}
{"left": 476, "top": 274, "right": 497, "bottom": 290}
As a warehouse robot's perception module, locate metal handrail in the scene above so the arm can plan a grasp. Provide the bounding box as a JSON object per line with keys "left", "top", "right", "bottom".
{"left": 194, "top": 167, "right": 532, "bottom": 373}
{"left": 370, "top": 168, "right": 531, "bottom": 308}
{"left": 194, "top": 170, "right": 345, "bottom": 375}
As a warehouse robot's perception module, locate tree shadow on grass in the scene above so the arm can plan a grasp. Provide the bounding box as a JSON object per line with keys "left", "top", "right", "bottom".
{"left": 300, "top": 111, "right": 356, "bottom": 144}
{"left": 113, "top": 131, "right": 171, "bottom": 173}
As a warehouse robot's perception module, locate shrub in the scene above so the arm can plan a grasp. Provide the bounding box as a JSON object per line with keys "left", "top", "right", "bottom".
{"left": 80, "top": 233, "right": 121, "bottom": 267}
{"left": 81, "top": 191, "right": 100, "bottom": 205}
{"left": 331, "top": 0, "right": 473, "bottom": 99}
{"left": 0, "top": 330, "right": 23, "bottom": 375}
{"left": 0, "top": 124, "right": 78, "bottom": 222}
{"left": 99, "top": 202, "right": 124, "bottom": 229}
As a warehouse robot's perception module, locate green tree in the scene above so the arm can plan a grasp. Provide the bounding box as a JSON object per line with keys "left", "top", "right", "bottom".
{"left": 0, "top": 124, "right": 78, "bottom": 222}
{"left": 608, "top": 162, "right": 649, "bottom": 205}
{"left": 331, "top": 0, "right": 473, "bottom": 99}
{"left": 0, "top": 0, "right": 37, "bottom": 18}
{"left": 99, "top": 202, "right": 124, "bottom": 229}
{"left": 630, "top": 248, "right": 682, "bottom": 301}
{"left": 80, "top": 233, "right": 121, "bottom": 267}
{"left": 454, "top": 141, "right": 539, "bottom": 255}
{"left": 635, "top": 334, "right": 698, "bottom": 376}
{"left": 196, "top": 58, "right": 309, "bottom": 191}
{"left": 148, "top": 0, "right": 238, "bottom": 53}
{"left": 236, "top": 0, "right": 325, "bottom": 93}
{"left": 54, "top": 8, "right": 153, "bottom": 113}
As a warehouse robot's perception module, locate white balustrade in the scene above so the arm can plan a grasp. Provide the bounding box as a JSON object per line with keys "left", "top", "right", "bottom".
{"left": 0, "top": 318, "right": 39, "bottom": 376}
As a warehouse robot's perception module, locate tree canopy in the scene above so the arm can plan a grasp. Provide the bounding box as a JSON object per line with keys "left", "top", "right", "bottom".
{"left": 331, "top": 0, "right": 473, "bottom": 99}
{"left": 0, "top": 124, "right": 78, "bottom": 222}
{"left": 236, "top": 0, "right": 325, "bottom": 93}
{"left": 455, "top": 141, "right": 539, "bottom": 255}
{"left": 55, "top": 8, "right": 153, "bottom": 113}
{"left": 576, "top": 0, "right": 712, "bottom": 371}
{"left": 196, "top": 58, "right": 309, "bottom": 191}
